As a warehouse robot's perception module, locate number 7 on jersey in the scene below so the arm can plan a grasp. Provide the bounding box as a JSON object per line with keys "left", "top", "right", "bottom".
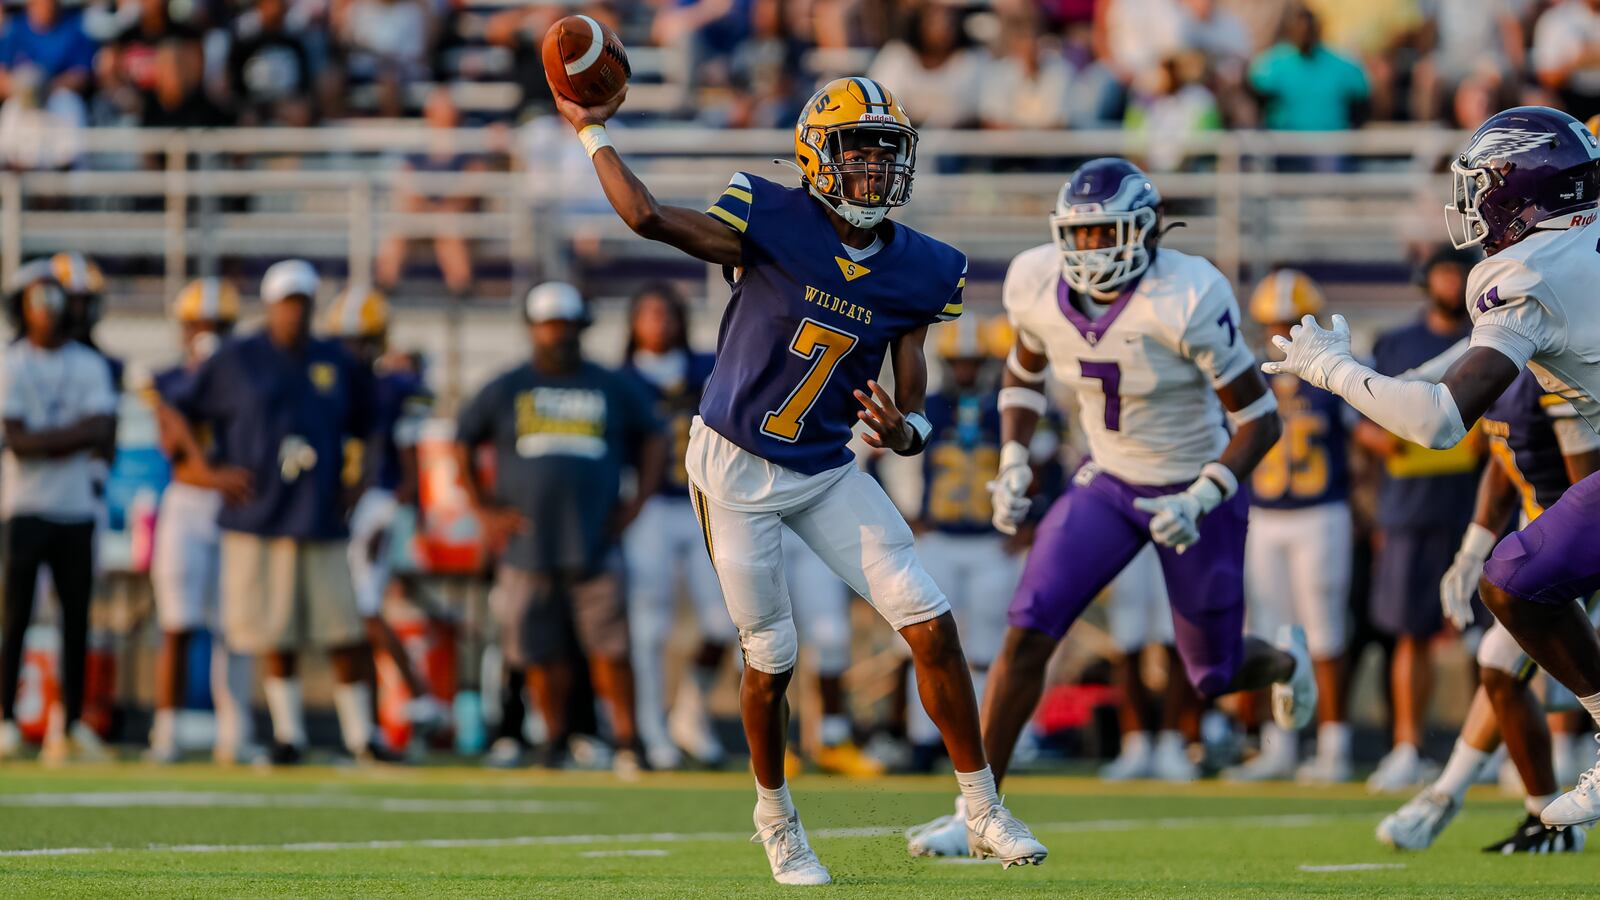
{"left": 762, "top": 318, "right": 857, "bottom": 442}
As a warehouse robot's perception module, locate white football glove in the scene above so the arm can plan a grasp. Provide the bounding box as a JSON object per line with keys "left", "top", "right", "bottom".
{"left": 1132, "top": 475, "right": 1224, "bottom": 553}
{"left": 1260, "top": 314, "right": 1357, "bottom": 391}
{"left": 1440, "top": 523, "right": 1496, "bottom": 631}
{"left": 987, "top": 441, "right": 1032, "bottom": 536}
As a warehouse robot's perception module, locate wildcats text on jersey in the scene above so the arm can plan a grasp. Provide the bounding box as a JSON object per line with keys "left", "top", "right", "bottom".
{"left": 696, "top": 170, "right": 967, "bottom": 475}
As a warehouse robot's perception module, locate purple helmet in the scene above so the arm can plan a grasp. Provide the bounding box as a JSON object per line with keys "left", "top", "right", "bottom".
{"left": 1052, "top": 158, "right": 1162, "bottom": 299}
{"left": 1447, "top": 106, "right": 1600, "bottom": 254}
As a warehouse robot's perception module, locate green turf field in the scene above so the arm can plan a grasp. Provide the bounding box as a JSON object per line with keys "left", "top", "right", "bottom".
{"left": 0, "top": 763, "right": 1592, "bottom": 897}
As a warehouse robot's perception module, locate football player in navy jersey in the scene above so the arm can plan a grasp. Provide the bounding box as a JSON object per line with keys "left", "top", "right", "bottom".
{"left": 553, "top": 75, "right": 1046, "bottom": 882}
{"left": 618, "top": 283, "right": 735, "bottom": 771}
{"left": 1237, "top": 270, "right": 1356, "bottom": 784}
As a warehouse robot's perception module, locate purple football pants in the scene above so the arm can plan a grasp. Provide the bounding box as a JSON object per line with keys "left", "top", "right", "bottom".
{"left": 1009, "top": 465, "right": 1249, "bottom": 697}
{"left": 1484, "top": 468, "right": 1600, "bottom": 604}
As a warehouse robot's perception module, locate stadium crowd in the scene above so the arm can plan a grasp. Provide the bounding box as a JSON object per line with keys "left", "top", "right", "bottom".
{"left": 0, "top": 0, "right": 1593, "bottom": 136}
{"left": 0, "top": 241, "right": 1590, "bottom": 808}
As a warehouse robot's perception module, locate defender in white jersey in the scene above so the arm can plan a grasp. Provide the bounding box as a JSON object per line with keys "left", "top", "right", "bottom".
{"left": 907, "top": 158, "right": 1316, "bottom": 858}
{"left": 1266, "top": 106, "right": 1600, "bottom": 828}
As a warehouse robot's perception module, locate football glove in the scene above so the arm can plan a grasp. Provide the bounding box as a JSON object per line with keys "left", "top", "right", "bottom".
{"left": 1132, "top": 474, "right": 1224, "bottom": 553}
{"left": 987, "top": 441, "right": 1032, "bottom": 536}
{"left": 1261, "top": 314, "right": 1357, "bottom": 391}
{"left": 1440, "top": 523, "right": 1496, "bottom": 631}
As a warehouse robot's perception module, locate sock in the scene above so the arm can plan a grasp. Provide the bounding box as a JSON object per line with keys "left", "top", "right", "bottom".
{"left": 1552, "top": 729, "right": 1575, "bottom": 774}
{"left": 1526, "top": 792, "right": 1558, "bottom": 816}
{"left": 755, "top": 781, "right": 796, "bottom": 826}
{"left": 956, "top": 765, "right": 999, "bottom": 822}
{"left": 820, "top": 714, "right": 851, "bottom": 748}
{"left": 150, "top": 708, "right": 176, "bottom": 751}
{"left": 1434, "top": 739, "right": 1490, "bottom": 802}
{"left": 1317, "top": 721, "right": 1352, "bottom": 761}
{"left": 263, "top": 677, "right": 306, "bottom": 747}
{"left": 1156, "top": 729, "right": 1187, "bottom": 757}
{"left": 333, "top": 682, "right": 375, "bottom": 753}
{"left": 1119, "top": 730, "right": 1151, "bottom": 759}
{"left": 1580, "top": 691, "right": 1600, "bottom": 732}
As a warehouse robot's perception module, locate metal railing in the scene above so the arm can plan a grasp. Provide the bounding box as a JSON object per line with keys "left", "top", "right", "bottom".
{"left": 0, "top": 124, "right": 1471, "bottom": 300}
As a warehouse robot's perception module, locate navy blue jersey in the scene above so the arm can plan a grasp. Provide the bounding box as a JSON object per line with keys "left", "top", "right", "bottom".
{"left": 919, "top": 390, "right": 1002, "bottom": 535}
{"left": 1251, "top": 375, "right": 1351, "bottom": 509}
{"left": 368, "top": 368, "right": 430, "bottom": 493}
{"left": 1370, "top": 318, "right": 1481, "bottom": 530}
{"left": 1484, "top": 369, "right": 1574, "bottom": 519}
{"left": 153, "top": 362, "right": 223, "bottom": 466}
{"left": 622, "top": 350, "right": 715, "bottom": 499}
{"left": 698, "top": 172, "right": 967, "bottom": 475}
{"left": 170, "top": 332, "right": 374, "bottom": 540}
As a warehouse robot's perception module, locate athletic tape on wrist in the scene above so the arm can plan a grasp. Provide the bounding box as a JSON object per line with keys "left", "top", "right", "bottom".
{"left": 1199, "top": 461, "right": 1238, "bottom": 502}
{"left": 1226, "top": 389, "right": 1278, "bottom": 427}
{"left": 998, "top": 386, "right": 1048, "bottom": 415}
{"left": 578, "top": 124, "right": 613, "bottom": 158}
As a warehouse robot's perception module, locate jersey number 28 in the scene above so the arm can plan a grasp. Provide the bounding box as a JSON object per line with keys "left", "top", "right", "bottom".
{"left": 762, "top": 318, "right": 858, "bottom": 442}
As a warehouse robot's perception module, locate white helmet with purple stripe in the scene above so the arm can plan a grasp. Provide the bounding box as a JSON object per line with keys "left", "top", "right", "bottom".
{"left": 1051, "top": 158, "right": 1162, "bottom": 300}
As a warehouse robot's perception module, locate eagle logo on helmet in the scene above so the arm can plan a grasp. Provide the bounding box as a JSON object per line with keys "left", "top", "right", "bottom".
{"left": 1461, "top": 128, "right": 1554, "bottom": 166}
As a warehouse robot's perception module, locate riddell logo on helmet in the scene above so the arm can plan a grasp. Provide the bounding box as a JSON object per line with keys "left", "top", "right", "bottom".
{"left": 1570, "top": 212, "right": 1597, "bottom": 227}
{"left": 858, "top": 113, "right": 897, "bottom": 123}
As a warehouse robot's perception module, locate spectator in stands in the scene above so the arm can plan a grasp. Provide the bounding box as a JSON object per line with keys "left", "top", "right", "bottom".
{"left": 226, "top": 0, "right": 316, "bottom": 126}
{"left": 0, "top": 0, "right": 97, "bottom": 121}
{"left": 722, "top": 0, "right": 805, "bottom": 128}
{"left": 1533, "top": 0, "right": 1600, "bottom": 123}
{"left": 375, "top": 88, "right": 484, "bottom": 295}
{"left": 139, "top": 37, "right": 233, "bottom": 127}
{"left": 1248, "top": 6, "right": 1369, "bottom": 131}
{"left": 93, "top": 0, "right": 205, "bottom": 125}
{"left": 1304, "top": 0, "right": 1422, "bottom": 120}
{"left": 1095, "top": 0, "right": 1187, "bottom": 92}
{"left": 1355, "top": 246, "right": 1482, "bottom": 794}
{"left": 0, "top": 265, "right": 116, "bottom": 764}
{"left": 1178, "top": 0, "right": 1252, "bottom": 123}
{"left": 1411, "top": 0, "right": 1524, "bottom": 124}
{"left": 455, "top": 282, "right": 666, "bottom": 774}
{"left": 652, "top": 0, "right": 753, "bottom": 92}
{"left": 977, "top": 13, "right": 1075, "bottom": 131}
{"left": 867, "top": 2, "right": 983, "bottom": 129}
{"left": 1125, "top": 51, "right": 1222, "bottom": 171}
{"left": 483, "top": 3, "right": 559, "bottom": 122}
{"left": 169, "top": 259, "right": 397, "bottom": 766}
{"left": 336, "top": 0, "right": 434, "bottom": 118}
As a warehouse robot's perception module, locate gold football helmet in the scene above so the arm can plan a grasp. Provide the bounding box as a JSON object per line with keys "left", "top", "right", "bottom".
{"left": 794, "top": 77, "right": 917, "bottom": 230}
{"left": 1248, "top": 268, "right": 1325, "bottom": 325}
{"left": 172, "top": 278, "right": 241, "bottom": 323}
{"left": 323, "top": 284, "right": 390, "bottom": 338}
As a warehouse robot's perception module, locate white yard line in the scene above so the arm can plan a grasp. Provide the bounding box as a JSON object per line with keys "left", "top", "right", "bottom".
{"left": 0, "top": 792, "right": 588, "bottom": 814}
{"left": 1298, "top": 863, "right": 1407, "bottom": 873}
{"left": 0, "top": 811, "right": 1359, "bottom": 859}
{"left": 578, "top": 849, "right": 671, "bottom": 858}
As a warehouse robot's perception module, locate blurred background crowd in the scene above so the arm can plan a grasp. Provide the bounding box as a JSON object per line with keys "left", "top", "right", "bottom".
{"left": 0, "top": 0, "right": 1594, "bottom": 136}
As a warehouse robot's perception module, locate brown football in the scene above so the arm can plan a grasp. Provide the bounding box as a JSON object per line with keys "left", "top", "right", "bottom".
{"left": 542, "top": 15, "right": 631, "bottom": 107}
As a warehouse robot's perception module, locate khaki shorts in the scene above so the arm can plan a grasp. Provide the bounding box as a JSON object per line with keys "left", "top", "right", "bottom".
{"left": 491, "top": 561, "right": 628, "bottom": 667}
{"left": 220, "top": 531, "right": 364, "bottom": 654}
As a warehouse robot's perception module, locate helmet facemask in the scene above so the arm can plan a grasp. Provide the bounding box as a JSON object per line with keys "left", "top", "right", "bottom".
{"left": 1051, "top": 205, "right": 1158, "bottom": 300}
{"left": 802, "top": 122, "right": 917, "bottom": 230}
{"left": 1444, "top": 158, "right": 1500, "bottom": 251}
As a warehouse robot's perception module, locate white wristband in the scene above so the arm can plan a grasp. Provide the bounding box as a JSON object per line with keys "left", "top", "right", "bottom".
{"left": 1199, "top": 461, "right": 1238, "bottom": 502}
{"left": 578, "top": 124, "right": 613, "bottom": 158}
{"left": 998, "top": 386, "right": 1048, "bottom": 415}
{"left": 1460, "top": 522, "right": 1498, "bottom": 558}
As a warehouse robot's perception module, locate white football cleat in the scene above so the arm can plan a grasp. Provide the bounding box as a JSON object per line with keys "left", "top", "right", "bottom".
{"left": 1223, "top": 749, "right": 1295, "bottom": 783}
{"left": 967, "top": 801, "right": 1048, "bottom": 869}
{"left": 1271, "top": 625, "right": 1316, "bottom": 732}
{"left": 906, "top": 796, "right": 970, "bottom": 857}
{"left": 752, "top": 812, "right": 832, "bottom": 886}
{"left": 1098, "top": 740, "right": 1154, "bottom": 782}
{"left": 1543, "top": 736, "right": 1600, "bottom": 829}
{"left": 0, "top": 720, "right": 22, "bottom": 760}
{"left": 1376, "top": 788, "right": 1460, "bottom": 850}
{"left": 1151, "top": 732, "right": 1198, "bottom": 783}
{"left": 1295, "top": 752, "right": 1352, "bottom": 785}
{"left": 1367, "top": 743, "right": 1435, "bottom": 794}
